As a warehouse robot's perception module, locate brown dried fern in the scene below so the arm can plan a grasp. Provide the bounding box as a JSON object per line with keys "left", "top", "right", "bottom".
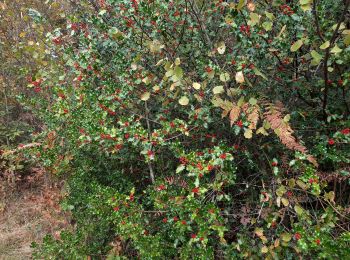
{"left": 263, "top": 101, "right": 317, "bottom": 166}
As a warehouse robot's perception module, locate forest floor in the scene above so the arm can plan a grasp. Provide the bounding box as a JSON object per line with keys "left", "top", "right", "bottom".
{"left": 0, "top": 168, "right": 68, "bottom": 259}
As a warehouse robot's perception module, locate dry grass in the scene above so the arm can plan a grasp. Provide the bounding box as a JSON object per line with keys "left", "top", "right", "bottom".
{"left": 0, "top": 168, "right": 69, "bottom": 260}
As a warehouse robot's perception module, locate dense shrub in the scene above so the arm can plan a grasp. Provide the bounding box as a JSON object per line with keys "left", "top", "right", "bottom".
{"left": 27, "top": 0, "right": 350, "bottom": 258}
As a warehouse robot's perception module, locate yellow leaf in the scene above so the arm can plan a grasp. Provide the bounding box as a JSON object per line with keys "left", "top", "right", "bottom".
{"left": 220, "top": 72, "right": 230, "bottom": 82}
{"left": 290, "top": 40, "right": 303, "bottom": 52}
{"left": 281, "top": 233, "right": 292, "bottom": 242}
{"left": 140, "top": 92, "right": 150, "bottom": 101}
{"left": 324, "top": 191, "right": 335, "bottom": 203}
{"left": 330, "top": 44, "right": 342, "bottom": 54}
{"left": 277, "top": 25, "right": 287, "bottom": 38}
{"left": 217, "top": 41, "right": 226, "bottom": 54}
{"left": 175, "top": 58, "right": 181, "bottom": 66}
{"left": 192, "top": 82, "right": 201, "bottom": 90}
{"left": 283, "top": 114, "right": 291, "bottom": 122}
{"left": 256, "top": 127, "right": 268, "bottom": 136}
{"left": 320, "top": 41, "right": 330, "bottom": 50}
{"left": 249, "top": 12, "right": 260, "bottom": 26}
{"left": 244, "top": 129, "right": 253, "bottom": 139}
{"left": 344, "top": 34, "right": 350, "bottom": 46}
{"left": 235, "top": 71, "right": 245, "bottom": 83}
{"left": 155, "top": 59, "right": 164, "bottom": 66}
{"left": 281, "top": 198, "right": 289, "bottom": 207}
{"left": 213, "top": 86, "right": 225, "bottom": 95}
{"left": 179, "top": 96, "right": 189, "bottom": 106}
{"left": 255, "top": 228, "right": 264, "bottom": 237}
{"left": 237, "top": 0, "right": 245, "bottom": 10}
{"left": 261, "top": 246, "right": 268, "bottom": 254}
{"left": 294, "top": 205, "right": 304, "bottom": 215}
{"left": 296, "top": 180, "right": 308, "bottom": 190}
{"left": 153, "top": 85, "right": 160, "bottom": 92}
{"left": 263, "top": 21, "right": 273, "bottom": 31}
{"left": 265, "top": 11, "right": 275, "bottom": 20}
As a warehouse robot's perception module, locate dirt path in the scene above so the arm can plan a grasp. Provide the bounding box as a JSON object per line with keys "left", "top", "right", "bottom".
{"left": 0, "top": 171, "right": 67, "bottom": 260}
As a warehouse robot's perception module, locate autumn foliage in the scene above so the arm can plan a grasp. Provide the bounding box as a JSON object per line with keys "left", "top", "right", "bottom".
{"left": 1, "top": 0, "right": 350, "bottom": 259}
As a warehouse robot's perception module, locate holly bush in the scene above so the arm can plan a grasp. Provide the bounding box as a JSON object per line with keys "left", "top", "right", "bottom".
{"left": 27, "top": 0, "right": 350, "bottom": 258}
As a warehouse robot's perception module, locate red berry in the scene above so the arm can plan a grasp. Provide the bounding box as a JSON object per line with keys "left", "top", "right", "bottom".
{"left": 328, "top": 138, "right": 335, "bottom": 145}
{"left": 236, "top": 120, "right": 243, "bottom": 128}
{"left": 192, "top": 187, "right": 199, "bottom": 194}
{"left": 341, "top": 128, "right": 350, "bottom": 135}
{"left": 294, "top": 233, "right": 302, "bottom": 240}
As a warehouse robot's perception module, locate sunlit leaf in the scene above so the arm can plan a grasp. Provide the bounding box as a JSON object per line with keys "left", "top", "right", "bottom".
{"left": 178, "top": 96, "right": 189, "bottom": 106}
{"left": 290, "top": 40, "right": 303, "bottom": 52}
{"left": 192, "top": 82, "right": 201, "bottom": 90}
{"left": 320, "top": 41, "right": 330, "bottom": 49}
{"left": 217, "top": 41, "right": 226, "bottom": 54}
{"left": 140, "top": 92, "right": 150, "bottom": 101}
{"left": 213, "top": 85, "right": 225, "bottom": 95}
{"left": 220, "top": 72, "right": 230, "bottom": 82}
{"left": 235, "top": 71, "right": 245, "bottom": 83}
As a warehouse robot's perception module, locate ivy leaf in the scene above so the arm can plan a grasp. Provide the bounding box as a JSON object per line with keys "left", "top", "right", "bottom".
{"left": 179, "top": 96, "right": 189, "bottom": 106}
{"left": 290, "top": 40, "right": 303, "bottom": 52}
